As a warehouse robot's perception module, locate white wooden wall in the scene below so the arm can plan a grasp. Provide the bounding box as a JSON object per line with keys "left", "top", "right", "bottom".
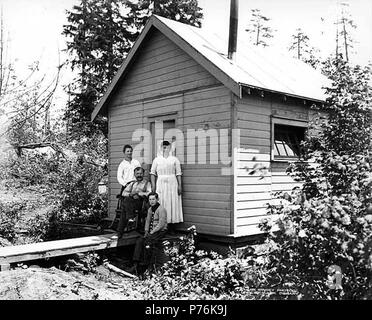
{"left": 233, "top": 96, "right": 310, "bottom": 236}
{"left": 108, "top": 29, "right": 232, "bottom": 236}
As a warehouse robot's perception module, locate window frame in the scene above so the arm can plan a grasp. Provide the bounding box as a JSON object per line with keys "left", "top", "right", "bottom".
{"left": 271, "top": 116, "right": 308, "bottom": 162}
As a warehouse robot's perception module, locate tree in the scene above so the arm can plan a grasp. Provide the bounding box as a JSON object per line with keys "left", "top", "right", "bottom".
{"left": 0, "top": 7, "right": 6, "bottom": 98}
{"left": 125, "top": 0, "right": 203, "bottom": 39}
{"left": 288, "top": 28, "right": 320, "bottom": 69}
{"left": 334, "top": 2, "right": 357, "bottom": 62}
{"left": 0, "top": 9, "right": 20, "bottom": 110}
{"left": 62, "top": 0, "right": 134, "bottom": 137}
{"left": 0, "top": 11, "right": 60, "bottom": 155}
{"left": 62, "top": 0, "right": 203, "bottom": 138}
{"left": 6, "top": 79, "right": 59, "bottom": 154}
{"left": 245, "top": 9, "right": 275, "bottom": 47}
{"left": 262, "top": 57, "right": 372, "bottom": 299}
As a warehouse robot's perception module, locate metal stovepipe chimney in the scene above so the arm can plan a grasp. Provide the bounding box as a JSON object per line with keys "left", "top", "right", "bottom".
{"left": 228, "top": 0, "right": 239, "bottom": 60}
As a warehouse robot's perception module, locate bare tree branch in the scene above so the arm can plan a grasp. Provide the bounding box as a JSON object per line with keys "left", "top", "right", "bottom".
{"left": 1, "top": 61, "right": 62, "bottom": 137}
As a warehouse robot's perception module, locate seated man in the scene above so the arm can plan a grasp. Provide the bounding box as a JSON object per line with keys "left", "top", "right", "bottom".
{"left": 117, "top": 167, "right": 151, "bottom": 238}
{"left": 129, "top": 192, "right": 168, "bottom": 273}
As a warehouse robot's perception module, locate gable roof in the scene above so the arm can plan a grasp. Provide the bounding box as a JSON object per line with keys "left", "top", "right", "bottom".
{"left": 92, "top": 15, "right": 330, "bottom": 121}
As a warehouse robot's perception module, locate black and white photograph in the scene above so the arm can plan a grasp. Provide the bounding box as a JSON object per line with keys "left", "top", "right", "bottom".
{"left": 0, "top": 0, "right": 371, "bottom": 305}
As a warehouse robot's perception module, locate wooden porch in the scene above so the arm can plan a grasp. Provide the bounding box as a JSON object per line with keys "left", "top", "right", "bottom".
{"left": 0, "top": 231, "right": 140, "bottom": 271}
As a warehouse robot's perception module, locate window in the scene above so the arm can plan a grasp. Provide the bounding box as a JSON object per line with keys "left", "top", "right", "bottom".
{"left": 274, "top": 125, "right": 305, "bottom": 158}
{"left": 271, "top": 117, "right": 307, "bottom": 161}
{"left": 150, "top": 117, "right": 176, "bottom": 159}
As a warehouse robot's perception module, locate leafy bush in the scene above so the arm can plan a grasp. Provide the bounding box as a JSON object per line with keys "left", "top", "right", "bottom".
{"left": 3, "top": 136, "right": 108, "bottom": 228}
{"left": 261, "top": 58, "right": 372, "bottom": 299}
{"left": 0, "top": 202, "right": 23, "bottom": 241}
{"left": 3, "top": 152, "right": 59, "bottom": 187}
{"left": 53, "top": 156, "right": 107, "bottom": 224}
{"left": 26, "top": 210, "right": 64, "bottom": 242}
{"left": 138, "top": 227, "right": 283, "bottom": 300}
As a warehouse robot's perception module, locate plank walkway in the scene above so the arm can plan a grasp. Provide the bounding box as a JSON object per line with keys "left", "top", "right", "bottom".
{"left": 0, "top": 232, "right": 140, "bottom": 270}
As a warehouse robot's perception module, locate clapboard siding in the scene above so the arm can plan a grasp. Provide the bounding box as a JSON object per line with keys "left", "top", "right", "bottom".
{"left": 177, "top": 87, "right": 232, "bottom": 235}
{"left": 236, "top": 214, "right": 279, "bottom": 227}
{"left": 109, "top": 30, "right": 219, "bottom": 106}
{"left": 181, "top": 222, "right": 230, "bottom": 235}
{"left": 183, "top": 214, "right": 230, "bottom": 226}
{"left": 107, "top": 29, "right": 232, "bottom": 236}
{"left": 183, "top": 208, "right": 230, "bottom": 219}
{"left": 183, "top": 184, "right": 230, "bottom": 194}
{"left": 272, "top": 100, "right": 309, "bottom": 121}
{"left": 233, "top": 95, "right": 310, "bottom": 236}
{"left": 125, "top": 64, "right": 212, "bottom": 90}
{"left": 183, "top": 112, "right": 230, "bottom": 125}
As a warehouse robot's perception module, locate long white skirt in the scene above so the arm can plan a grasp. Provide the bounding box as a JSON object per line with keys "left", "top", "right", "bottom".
{"left": 156, "top": 174, "right": 183, "bottom": 223}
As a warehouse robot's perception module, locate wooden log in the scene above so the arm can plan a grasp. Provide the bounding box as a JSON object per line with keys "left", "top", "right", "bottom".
{"left": 73, "top": 280, "right": 95, "bottom": 290}
{"left": 103, "top": 262, "right": 137, "bottom": 279}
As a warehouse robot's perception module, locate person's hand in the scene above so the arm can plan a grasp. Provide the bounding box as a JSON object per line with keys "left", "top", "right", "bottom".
{"left": 132, "top": 194, "right": 139, "bottom": 200}
{"left": 144, "top": 231, "right": 149, "bottom": 238}
{"left": 177, "top": 185, "right": 182, "bottom": 195}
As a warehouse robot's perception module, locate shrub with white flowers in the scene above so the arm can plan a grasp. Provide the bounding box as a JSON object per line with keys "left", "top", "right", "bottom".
{"left": 261, "top": 57, "right": 372, "bottom": 299}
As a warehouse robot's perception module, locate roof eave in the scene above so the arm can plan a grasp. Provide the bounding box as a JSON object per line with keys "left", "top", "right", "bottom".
{"left": 240, "top": 83, "right": 326, "bottom": 104}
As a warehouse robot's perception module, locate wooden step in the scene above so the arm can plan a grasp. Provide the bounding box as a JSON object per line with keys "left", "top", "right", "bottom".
{"left": 0, "top": 232, "right": 140, "bottom": 268}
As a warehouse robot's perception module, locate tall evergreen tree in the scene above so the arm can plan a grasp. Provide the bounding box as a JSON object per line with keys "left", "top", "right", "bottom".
{"left": 63, "top": 0, "right": 134, "bottom": 136}
{"left": 63, "top": 0, "right": 203, "bottom": 137}
{"left": 245, "top": 9, "right": 275, "bottom": 47}
{"left": 125, "top": 0, "right": 203, "bottom": 39}
{"left": 288, "top": 28, "right": 320, "bottom": 69}
{"left": 334, "top": 2, "right": 357, "bottom": 62}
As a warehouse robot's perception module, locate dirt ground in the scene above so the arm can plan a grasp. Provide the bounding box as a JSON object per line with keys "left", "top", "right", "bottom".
{"left": 0, "top": 231, "right": 148, "bottom": 300}
{"left": 0, "top": 264, "right": 145, "bottom": 300}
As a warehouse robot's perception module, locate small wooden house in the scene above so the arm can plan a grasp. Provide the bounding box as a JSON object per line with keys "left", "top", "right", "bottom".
{"left": 92, "top": 15, "right": 329, "bottom": 244}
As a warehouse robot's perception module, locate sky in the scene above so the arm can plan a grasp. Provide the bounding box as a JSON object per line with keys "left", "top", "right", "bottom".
{"left": 1, "top": 0, "right": 372, "bottom": 111}
{"left": 198, "top": 0, "right": 372, "bottom": 64}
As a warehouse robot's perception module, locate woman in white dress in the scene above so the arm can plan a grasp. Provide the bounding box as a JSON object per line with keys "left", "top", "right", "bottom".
{"left": 150, "top": 141, "right": 183, "bottom": 226}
